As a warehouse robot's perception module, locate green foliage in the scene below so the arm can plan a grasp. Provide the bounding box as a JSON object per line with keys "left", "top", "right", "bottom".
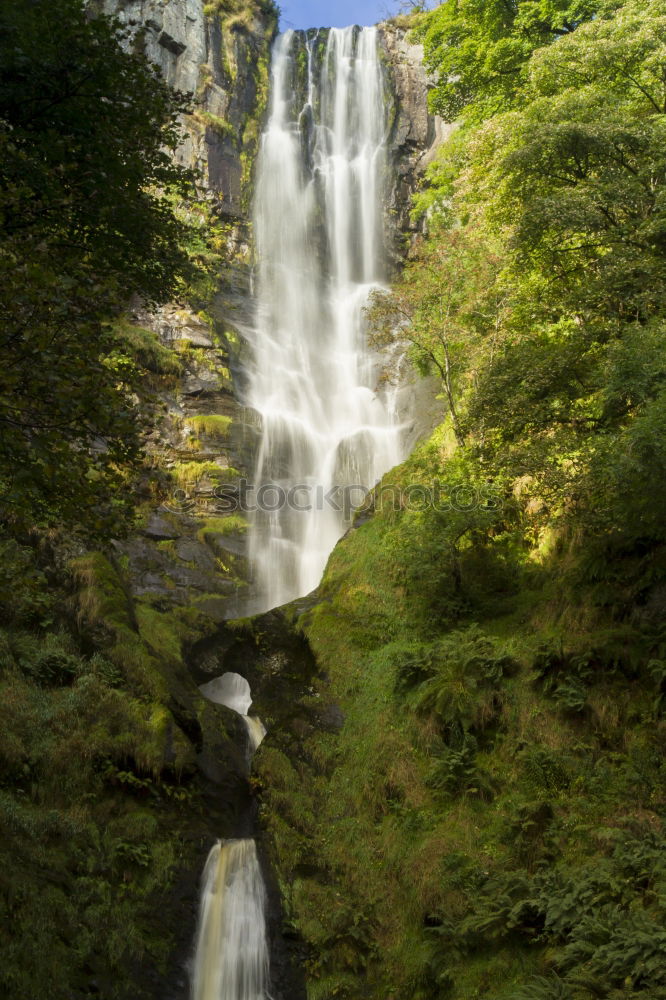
{"left": 407, "top": 626, "right": 517, "bottom": 725}
{"left": 0, "top": 534, "right": 213, "bottom": 999}
{"left": 513, "top": 976, "right": 573, "bottom": 1000}
{"left": 186, "top": 413, "right": 233, "bottom": 437}
{"left": 0, "top": 0, "right": 198, "bottom": 536}
{"left": 113, "top": 320, "right": 183, "bottom": 378}
{"left": 367, "top": 223, "right": 503, "bottom": 445}
{"left": 195, "top": 109, "right": 238, "bottom": 141}
{"left": 171, "top": 460, "right": 239, "bottom": 489}
{"left": 0, "top": 538, "right": 56, "bottom": 627}
{"left": 197, "top": 514, "right": 248, "bottom": 541}
{"left": 0, "top": 628, "right": 82, "bottom": 687}
{"left": 203, "top": 0, "right": 277, "bottom": 30}
{"left": 417, "top": 0, "right": 605, "bottom": 121}
{"left": 410, "top": 0, "right": 666, "bottom": 595}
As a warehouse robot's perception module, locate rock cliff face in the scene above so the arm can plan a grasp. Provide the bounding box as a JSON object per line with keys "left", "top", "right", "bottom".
{"left": 380, "top": 23, "right": 450, "bottom": 449}
{"left": 89, "top": 0, "right": 275, "bottom": 618}
{"left": 381, "top": 23, "right": 452, "bottom": 250}
{"left": 100, "top": 0, "right": 277, "bottom": 216}
{"left": 98, "top": 3, "right": 445, "bottom": 624}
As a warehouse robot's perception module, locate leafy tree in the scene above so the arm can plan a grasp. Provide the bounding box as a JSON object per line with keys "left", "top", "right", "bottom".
{"left": 416, "top": 0, "right": 605, "bottom": 122}
{"left": 367, "top": 222, "right": 503, "bottom": 446}
{"left": 470, "top": 0, "right": 666, "bottom": 322}
{"left": 0, "top": 0, "right": 197, "bottom": 537}
{"left": 456, "top": 0, "right": 666, "bottom": 547}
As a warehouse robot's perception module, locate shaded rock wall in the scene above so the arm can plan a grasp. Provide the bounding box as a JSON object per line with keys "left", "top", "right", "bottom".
{"left": 92, "top": 0, "right": 278, "bottom": 618}
{"left": 100, "top": 0, "right": 277, "bottom": 216}
{"left": 381, "top": 22, "right": 453, "bottom": 251}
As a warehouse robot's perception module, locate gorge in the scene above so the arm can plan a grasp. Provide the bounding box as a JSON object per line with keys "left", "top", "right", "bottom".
{"left": 3, "top": 2, "right": 666, "bottom": 1000}
{"left": 192, "top": 674, "right": 267, "bottom": 1000}
{"left": 188, "top": 21, "right": 416, "bottom": 997}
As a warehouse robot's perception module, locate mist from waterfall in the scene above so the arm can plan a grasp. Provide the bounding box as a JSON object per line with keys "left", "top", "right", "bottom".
{"left": 248, "top": 26, "right": 404, "bottom": 610}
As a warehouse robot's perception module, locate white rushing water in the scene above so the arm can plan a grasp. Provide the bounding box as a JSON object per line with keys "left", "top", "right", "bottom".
{"left": 191, "top": 679, "right": 268, "bottom": 999}
{"left": 248, "top": 26, "right": 405, "bottom": 610}
{"left": 190, "top": 839, "right": 269, "bottom": 1000}
{"left": 199, "top": 672, "right": 266, "bottom": 755}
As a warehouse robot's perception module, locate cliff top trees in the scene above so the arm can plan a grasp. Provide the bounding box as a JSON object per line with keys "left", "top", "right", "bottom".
{"left": 378, "top": 0, "right": 666, "bottom": 580}
{"left": 417, "top": 0, "right": 607, "bottom": 121}
{"left": 0, "top": 0, "right": 196, "bottom": 536}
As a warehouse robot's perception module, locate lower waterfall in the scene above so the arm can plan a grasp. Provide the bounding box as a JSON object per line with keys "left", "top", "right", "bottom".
{"left": 192, "top": 676, "right": 268, "bottom": 999}
{"left": 190, "top": 840, "right": 269, "bottom": 1000}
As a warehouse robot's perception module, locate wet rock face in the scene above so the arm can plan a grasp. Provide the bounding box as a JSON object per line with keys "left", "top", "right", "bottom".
{"left": 99, "top": 0, "right": 277, "bottom": 216}
{"left": 90, "top": 1, "right": 276, "bottom": 618}
{"left": 115, "top": 299, "right": 252, "bottom": 617}
{"left": 381, "top": 23, "right": 454, "bottom": 250}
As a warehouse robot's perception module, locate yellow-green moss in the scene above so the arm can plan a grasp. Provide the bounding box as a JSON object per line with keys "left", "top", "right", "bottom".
{"left": 186, "top": 414, "right": 233, "bottom": 438}
{"left": 171, "top": 461, "right": 227, "bottom": 488}
{"left": 197, "top": 515, "right": 247, "bottom": 541}
{"left": 112, "top": 319, "right": 182, "bottom": 377}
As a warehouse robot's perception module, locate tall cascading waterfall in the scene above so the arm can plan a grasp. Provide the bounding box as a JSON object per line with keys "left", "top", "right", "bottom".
{"left": 188, "top": 27, "right": 404, "bottom": 995}
{"left": 247, "top": 26, "right": 405, "bottom": 611}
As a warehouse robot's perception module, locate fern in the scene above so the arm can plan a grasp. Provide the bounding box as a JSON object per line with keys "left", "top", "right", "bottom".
{"left": 426, "top": 733, "right": 495, "bottom": 798}
{"left": 407, "top": 625, "right": 516, "bottom": 735}
{"left": 520, "top": 747, "right": 571, "bottom": 795}
{"left": 512, "top": 974, "right": 573, "bottom": 1000}
{"left": 561, "top": 905, "right": 666, "bottom": 986}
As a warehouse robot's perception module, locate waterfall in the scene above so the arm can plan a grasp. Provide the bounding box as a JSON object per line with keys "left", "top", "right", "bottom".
{"left": 190, "top": 27, "right": 400, "bottom": 996}
{"left": 199, "top": 672, "right": 266, "bottom": 756}
{"left": 190, "top": 839, "right": 269, "bottom": 1000}
{"left": 243, "top": 715, "right": 268, "bottom": 756}
{"left": 192, "top": 677, "right": 268, "bottom": 998}
{"left": 248, "top": 26, "right": 405, "bottom": 611}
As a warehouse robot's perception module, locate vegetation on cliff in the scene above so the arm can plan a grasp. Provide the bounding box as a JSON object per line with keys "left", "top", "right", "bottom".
{"left": 0, "top": 3, "right": 256, "bottom": 997}
{"left": 0, "top": 0, "right": 202, "bottom": 537}
{"left": 4, "top": 1, "right": 666, "bottom": 999}
{"left": 256, "top": 3, "right": 666, "bottom": 999}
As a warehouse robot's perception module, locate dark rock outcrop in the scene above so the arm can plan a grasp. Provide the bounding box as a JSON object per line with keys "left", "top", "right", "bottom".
{"left": 100, "top": 0, "right": 277, "bottom": 216}
{"left": 381, "top": 21, "right": 454, "bottom": 250}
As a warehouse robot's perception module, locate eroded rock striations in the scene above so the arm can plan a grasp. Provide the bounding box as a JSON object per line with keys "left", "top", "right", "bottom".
{"left": 92, "top": 0, "right": 275, "bottom": 615}
{"left": 99, "top": 0, "right": 276, "bottom": 214}
{"left": 381, "top": 22, "right": 451, "bottom": 250}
